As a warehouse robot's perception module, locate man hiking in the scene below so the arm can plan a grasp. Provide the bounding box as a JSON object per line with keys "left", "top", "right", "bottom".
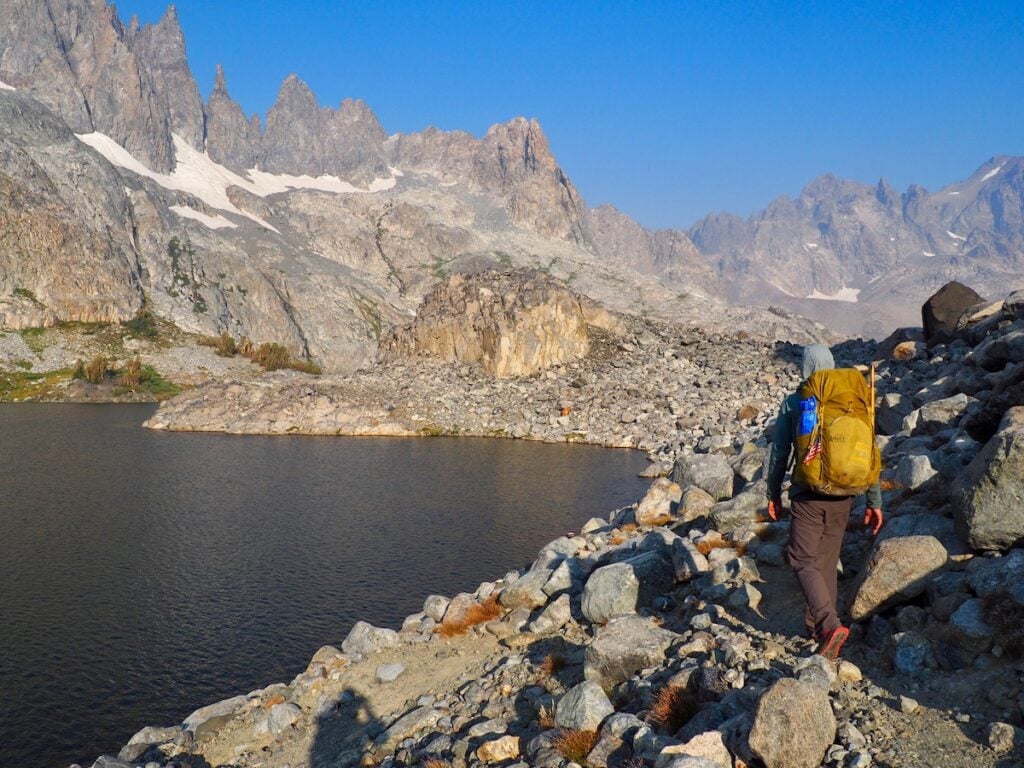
{"left": 766, "top": 343, "right": 883, "bottom": 660}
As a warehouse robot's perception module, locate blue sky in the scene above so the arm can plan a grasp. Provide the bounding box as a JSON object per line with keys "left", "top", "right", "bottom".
{"left": 118, "top": 0, "right": 1024, "bottom": 230}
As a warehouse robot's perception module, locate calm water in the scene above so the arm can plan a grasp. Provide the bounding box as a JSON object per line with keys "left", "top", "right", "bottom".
{"left": 0, "top": 405, "right": 648, "bottom": 767}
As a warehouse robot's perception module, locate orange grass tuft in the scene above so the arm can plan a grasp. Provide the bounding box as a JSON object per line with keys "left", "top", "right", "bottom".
{"left": 537, "top": 705, "right": 556, "bottom": 730}
{"left": 551, "top": 728, "right": 600, "bottom": 764}
{"left": 648, "top": 685, "right": 699, "bottom": 733}
{"left": 436, "top": 595, "right": 503, "bottom": 638}
{"left": 695, "top": 538, "right": 747, "bottom": 558}
{"left": 421, "top": 760, "right": 451, "bottom": 768}
{"left": 539, "top": 653, "right": 567, "bottom": 677}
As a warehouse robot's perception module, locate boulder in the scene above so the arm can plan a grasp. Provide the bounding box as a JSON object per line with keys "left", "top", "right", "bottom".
{"left": 423, "top": 595, "right": 450, "bottom": 622}
{"left": 875, "top": 327, "right": 924, "bottom": 361}
{"left": 378, "top": 270, "right": 597, "bottom": 377}
{"left": 955, "top": 407, "right": 1024, "bottom": 550}
{"left": 182, "top": 694, "right": 248, "bottom": 733}
{"left": 375, "top": 663, "right": 406, "bottom": 683}
{"left": 341, "top": 621, "right": 399, "bottom": 657}
{"left": 876, "top": 513, "right": 968, "bottom": 558}
{"left": 376, "top": 706, "right": 443, "bottom": 752}
{"left": 636, "top": 477, "right": 683, "bottom": 526}
{"left": 584, "top": 615, "right": 678, "bottom": 688}
{"left": 528, "top": 593, "right": 571, "bottom": 635}
{"left": 267, "top": 702, "right": 302, "bottom": 738}
{"left": 877, "top": 393, "right": 913, "bottom": 436}
{"left": 656, "top": 730, "right": 731, "bottom": 768}
{"left": 892, "top": 631, "right": 935, "bottom": 676}
{"left": 555, "top": 680, "right": 615, "bottom": 731}
{"left": 117, "top": 725, "right": 182, "bottom": 762}
{"left": 671, "top": 538, "right": 710, "bottom": 581}
{"left": 850, "top": 536, "right": 948, "bottom": 620}
{"left": 679, "top": 486, "right": 717, "bottom": 522}
{"left": 972, "top": 326, "right": 1024, "bottom": 372}
{"left": 894, "top": 454, "right": 937, "bottom": 490}
{"left": 948, "top": 598, "right": 995, "bottom": 651}
{"left": 499, "top": 567, "right": 552, "bottom": 609}
{"left": 477, "top": 735, "right": 521, "bottom": 763}
{"left": 922, "top": 281, "right": 983, "bottom": 345}
{"left": 672, "top": 453, "right": 735, "bottom": 501}
{"left": 748, "top": 678, "right": 836, "bottom": 768}
{"left": 708, "top": 486, "right": 764, "bottom": 532}
{"left": 965, "top": 548, "right": 1024, "bottom": 597}
{"left": 581, "top": 551, "right": 673, "bottom": 624}
{"left": 914, "top": 393, "right": 974, "bottom": 434}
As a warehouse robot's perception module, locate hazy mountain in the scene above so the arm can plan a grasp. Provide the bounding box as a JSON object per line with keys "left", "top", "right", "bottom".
{"left": 688, "top": 158, "right": 1024, "bottom": 335}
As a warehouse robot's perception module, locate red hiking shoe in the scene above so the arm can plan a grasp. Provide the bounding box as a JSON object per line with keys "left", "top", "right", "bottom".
{"left": 816, "top": 624, "right": 850, "bottom": 660}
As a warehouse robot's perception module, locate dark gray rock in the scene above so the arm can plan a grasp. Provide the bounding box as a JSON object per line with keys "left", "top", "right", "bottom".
{"left": 922, "top": 281, "right": 984, "bottom": 345}
{"left": 672, "top": 453, "right": 735, "bottom": 501}
{"left": 955, "top": 407, "right": 1024, "bottom": 550}
{"left": 555, "top": 681, "right": 614, "bottom": 731}
{"left": 341, "top": 621, "right": 399, "bottom": 657}
{"left": 584, "top": 615, "right": 678, "bottom": 688}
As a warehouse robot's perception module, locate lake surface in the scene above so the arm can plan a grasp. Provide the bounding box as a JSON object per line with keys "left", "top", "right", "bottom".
{"left": 0, "top": 405, "right": 649, "bottom": 768}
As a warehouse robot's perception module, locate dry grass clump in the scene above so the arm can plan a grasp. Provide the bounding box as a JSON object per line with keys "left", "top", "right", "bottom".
{"left": 550, "top": 728, "right": 599, "bottom": 764}
{"left": 648, "top": 684, "right": 699, "bottom": 733}
{"left": 202, "top": 334, "right": 322, "bottom": 374}
{"left": 982, "top": 591, "right": 1024, "bottom": 660}
{"left": 695, "top": 537, "right": 747, "bottom": 558}
{"left": 120, "top": 357, "right": 142, "bottom": 389}
{"left": 610, "top": 522, "right": 639, "bottom": 545}
{"left": 73, "top": 355, "right": 110, "bottom": 385}
{"left": 539, "top": 653, "right": 567, "bottom": 677}
{"left": 537, "top": 705, "right": 556, "bottom": 730}
{"left": 421, "top": 760, "right": 451, "bottom": 768}
{"left": 436, "top": 595, "right": 503, "bottom": 638}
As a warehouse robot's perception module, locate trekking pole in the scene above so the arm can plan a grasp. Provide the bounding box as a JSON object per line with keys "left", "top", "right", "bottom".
{"left": 869, "top": 362, "right": 876, "bottom": 434}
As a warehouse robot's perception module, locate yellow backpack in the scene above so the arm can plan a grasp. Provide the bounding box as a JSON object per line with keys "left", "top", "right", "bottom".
{"left": 793, "top": 367, "right": 881, "bottom": 496}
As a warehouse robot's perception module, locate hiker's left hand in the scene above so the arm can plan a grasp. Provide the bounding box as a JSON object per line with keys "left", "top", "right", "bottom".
{"left": 864, "top": 507, "right": 884, "bottom": 536}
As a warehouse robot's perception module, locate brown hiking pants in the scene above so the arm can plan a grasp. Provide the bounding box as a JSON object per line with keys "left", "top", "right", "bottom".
{"left": 787, "top": 492, "right": 853, "bottom": 637}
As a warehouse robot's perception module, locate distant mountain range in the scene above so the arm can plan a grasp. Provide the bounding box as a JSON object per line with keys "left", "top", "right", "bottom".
{"left": 687, "top": 158, "right": 1024, "bottom": 335}
{"left": 0, "top": 0, "right": 1019, "bottom": 368}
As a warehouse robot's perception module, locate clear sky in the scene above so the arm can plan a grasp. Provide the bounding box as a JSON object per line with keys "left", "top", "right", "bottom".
{"left": 117, "top": 0, "right": 1024, "bottom": 230}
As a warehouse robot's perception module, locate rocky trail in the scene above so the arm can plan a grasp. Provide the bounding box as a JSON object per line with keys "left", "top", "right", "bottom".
{"left": 83, "top": 282, "right": 1024, "bottom": 768}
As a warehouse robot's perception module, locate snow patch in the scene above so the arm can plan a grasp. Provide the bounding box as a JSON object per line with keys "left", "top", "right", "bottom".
{"left": 981, "top": 163, "right": 1005, "bottom": 182}
{"left": 946, "top": 191, "right": 960, "bottom": 196}
{"left": 75, "top": 131, "right": 398, "bottom": 233}
{"left": 922, "top": 250, "right": 936, "bottom": 258}
{"left": 804, "top": 242, "right": 819, "bottom": 249}
{"left": 0, "top": 79, "right": 16, "bottom": 91}
{"left": 170, "top": 205, "right": 237, "bottom": 230}
{"left": 388, "top": 166, "right": 404, "bottom": 177}
{"left": 947, "top": 230, "right": 966, "bottom": 241}
{"left": 807, "top": 287, "right": 860, "bottom": 303}
{"left": 769, "top": 282, "right": 797, "bottom": 297}
{"left": 889, "top": 237, "right": 896, "bottom": 242}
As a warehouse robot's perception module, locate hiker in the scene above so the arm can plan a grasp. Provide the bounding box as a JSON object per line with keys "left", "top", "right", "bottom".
{"left": 765, "top": 343, "right": 883, "bottom": 660}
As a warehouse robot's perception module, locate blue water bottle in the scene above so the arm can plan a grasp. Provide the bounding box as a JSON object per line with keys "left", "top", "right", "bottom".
{"left": 799, "top": 397, "right": 817, "bottom": 436}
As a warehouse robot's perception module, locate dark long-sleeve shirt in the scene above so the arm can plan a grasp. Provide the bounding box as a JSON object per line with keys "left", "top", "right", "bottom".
{"left": 765, "top": 391, "right": 883, "bottom": 508}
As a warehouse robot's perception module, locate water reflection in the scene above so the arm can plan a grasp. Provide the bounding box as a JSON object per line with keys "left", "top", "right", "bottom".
{"left": 0, "top": 404, "right": 648, "bottom": 767}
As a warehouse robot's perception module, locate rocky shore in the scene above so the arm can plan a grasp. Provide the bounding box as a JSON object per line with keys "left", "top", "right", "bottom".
{"left": 82, "top": 284, "right": 1024, "bottom": 768}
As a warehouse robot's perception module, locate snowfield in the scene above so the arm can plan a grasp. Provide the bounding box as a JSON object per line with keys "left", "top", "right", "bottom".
{"left": 75, "top": 132, "right": 398, "bottom": 232}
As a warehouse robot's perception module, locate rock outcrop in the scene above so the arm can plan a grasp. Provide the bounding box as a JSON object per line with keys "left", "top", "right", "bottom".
{"left": 378, "top": 270, "right": 609, "bottom": 377}
{"left": 0, "top": 89, "right": 143, "bottom": 326}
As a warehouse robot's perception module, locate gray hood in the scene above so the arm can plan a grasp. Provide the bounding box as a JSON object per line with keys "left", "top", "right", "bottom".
{"left": 802, "top": 344, "right": 835, "bottom": 379}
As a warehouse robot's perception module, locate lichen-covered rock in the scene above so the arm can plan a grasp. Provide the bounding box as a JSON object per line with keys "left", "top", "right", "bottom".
{"left": 581, "top": 550, "right": 673, "bottom": 624}
{"left": 748, "top": 678, "right": 836, "bottom": 768}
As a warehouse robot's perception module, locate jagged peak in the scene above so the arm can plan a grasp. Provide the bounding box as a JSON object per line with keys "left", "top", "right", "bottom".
{"left": 211, "top": 64, "right": 229, "bottom": 96}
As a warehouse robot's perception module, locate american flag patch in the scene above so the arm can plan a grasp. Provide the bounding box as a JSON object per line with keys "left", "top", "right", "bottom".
{"left": 804, "top": 437, "right": 823, "bottom": 464}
